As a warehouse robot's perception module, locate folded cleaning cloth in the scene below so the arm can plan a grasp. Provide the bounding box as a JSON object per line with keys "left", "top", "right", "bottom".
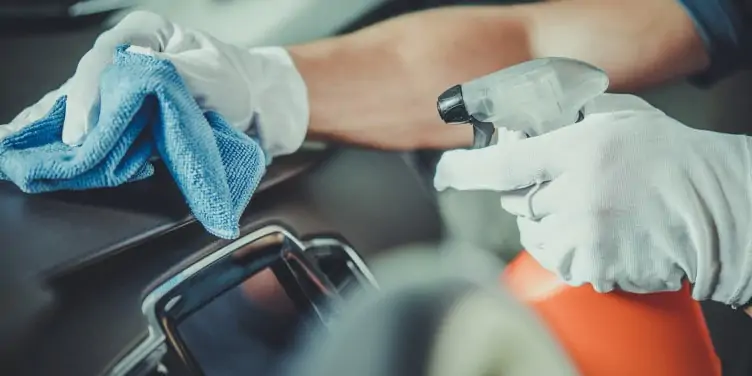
{"left": 0, "top": 45, "right": 266, "bottom": 239}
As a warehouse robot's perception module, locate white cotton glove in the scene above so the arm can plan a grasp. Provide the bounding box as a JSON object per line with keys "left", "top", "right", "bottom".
{"left": 435, "top": 94, "right": 752, "bottom": 307}
{"left": 0, "top": 11, "right": 309, "bottom": 157}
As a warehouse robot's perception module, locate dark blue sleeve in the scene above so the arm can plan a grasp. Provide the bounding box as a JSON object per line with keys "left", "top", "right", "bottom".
{"left": 678, "top": 0, "right": 752, "bottom": 85}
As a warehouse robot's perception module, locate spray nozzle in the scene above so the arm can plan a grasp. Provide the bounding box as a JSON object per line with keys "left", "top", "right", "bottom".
{"left": 437, "top": 57, "right": 609, "bottom": 148}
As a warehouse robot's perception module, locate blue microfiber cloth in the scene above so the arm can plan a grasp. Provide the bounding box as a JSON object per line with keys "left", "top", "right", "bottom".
{"left": 0, "top": 46, "right": 266, "bottom": 239}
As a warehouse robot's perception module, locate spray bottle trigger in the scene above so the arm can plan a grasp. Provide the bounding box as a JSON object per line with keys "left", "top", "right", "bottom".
{"left": 471, "top": 119, "right": 495, "bottom": 149}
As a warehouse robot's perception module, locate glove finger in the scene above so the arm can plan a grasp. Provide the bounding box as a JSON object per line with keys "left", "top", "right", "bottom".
{"left": 435, "top": 133, "right": 567, "bottom": 193}
{"left": 520, "top": 214, "right": 628, "bottom": 293}
{"left": 434, "top": 142, "right": 513, "bottom": 192}
{"left": 517, "top": 216, "right": 548, "bottom": 254}
{"left": 499, "top": 188, "right": 531, "bottom": 217}
{"left": 492, "top": 125, "right": 583, "bottom": 191}
{"left": 434, "top": 128, "right": 526, "bottom": 191}
{"left": 517, "top": 215, "right": 581, "bottom": 284}
{"left": 499, "top": 175, "right": 569, "bottom": 219}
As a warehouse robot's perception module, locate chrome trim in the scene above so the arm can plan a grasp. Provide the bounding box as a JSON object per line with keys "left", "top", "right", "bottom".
{"left": 107, "top": 226, "right": 377, "bottom": 376}
{"left": 281, "top": 245, "right": 341, "bottom": 323}
{"left": 107, "top": 225, "right": 302, "bottom": 376}
{"left": 303, "top": 238, "right": 379, "bottom": 289}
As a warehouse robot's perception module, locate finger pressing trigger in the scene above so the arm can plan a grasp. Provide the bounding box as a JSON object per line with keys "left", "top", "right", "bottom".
{"left": 434, "top": 144, "right": 511, "bottom": 192}
{"left": 434, "top": 128, "right": 555, "bottom": 192}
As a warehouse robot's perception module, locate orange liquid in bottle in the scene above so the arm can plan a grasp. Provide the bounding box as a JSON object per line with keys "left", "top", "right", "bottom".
{"left": 502, "top": 251, "right": 721, "bottom": 376}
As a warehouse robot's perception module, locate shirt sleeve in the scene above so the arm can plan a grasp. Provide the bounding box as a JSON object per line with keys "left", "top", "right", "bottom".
{"left": 678, "top": 0, "right": 752, "bottom": 85}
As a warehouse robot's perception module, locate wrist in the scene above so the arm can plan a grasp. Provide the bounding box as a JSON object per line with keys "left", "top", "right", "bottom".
{"left": 285, "top": 41, "right": 346, "bottom": 144}
{"left": 246, "top": 46, "right": 310, "bottom": 157}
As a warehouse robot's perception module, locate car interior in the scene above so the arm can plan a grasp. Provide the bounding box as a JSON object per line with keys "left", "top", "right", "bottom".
{"left": 2, "top": 1, "right": 752, "bottom": 375}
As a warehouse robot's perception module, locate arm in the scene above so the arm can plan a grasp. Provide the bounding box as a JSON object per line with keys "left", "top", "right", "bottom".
{"left": 288, "top": 0, "right": 709, "bottom": 150}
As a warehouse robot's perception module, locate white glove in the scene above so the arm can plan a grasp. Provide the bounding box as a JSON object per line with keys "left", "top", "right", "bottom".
{"left": 435, "top": 94, "right": 752, "bottom": 307}
{"left": 0, "top": 11, "right": 309, "bottom": 157}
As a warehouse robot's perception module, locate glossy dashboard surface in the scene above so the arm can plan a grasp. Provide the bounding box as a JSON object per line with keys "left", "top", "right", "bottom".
{"left": 0, "top": 148, "right": 332, "bottom": 279}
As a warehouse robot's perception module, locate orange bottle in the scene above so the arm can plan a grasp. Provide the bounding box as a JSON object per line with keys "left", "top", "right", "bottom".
{"left": 502, "top": 251, "right": 721, "bottom": 376}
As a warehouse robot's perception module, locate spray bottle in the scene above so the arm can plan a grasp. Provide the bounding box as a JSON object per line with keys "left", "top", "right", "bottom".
{"left": 436, "top": 58, "right": 721, "bottom": 375}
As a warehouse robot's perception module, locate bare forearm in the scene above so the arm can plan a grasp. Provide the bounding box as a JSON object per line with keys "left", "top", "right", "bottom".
{"left": 525, "top": 0, "right": 709, "bottom": 90}
{"left": 289, "top": 0, "right": 709, "bottom": 149}
{"left": 287, "top": 7, "right": 531, "bottom": 149}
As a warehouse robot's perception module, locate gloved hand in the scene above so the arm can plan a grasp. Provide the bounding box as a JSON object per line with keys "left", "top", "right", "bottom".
{"left": 0, "top": 11, "right": 308, "bottom": 157}
{"left": 434, "top": 94, "right": 752, "bottom": 307}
